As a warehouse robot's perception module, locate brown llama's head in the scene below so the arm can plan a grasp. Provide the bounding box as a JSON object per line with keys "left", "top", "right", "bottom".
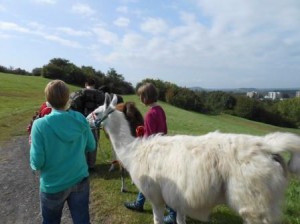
{"left": 115, "top": 102, "right": 144, "bottom": 137}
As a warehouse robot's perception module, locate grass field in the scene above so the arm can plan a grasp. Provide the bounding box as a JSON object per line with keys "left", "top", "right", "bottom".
{"left": 1, "top": 72, "right": 299, "bottom": 223}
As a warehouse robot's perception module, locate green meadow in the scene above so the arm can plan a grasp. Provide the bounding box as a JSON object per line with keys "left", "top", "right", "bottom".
{"left": 0, "top": 72, "right": 299, "bottom": 223}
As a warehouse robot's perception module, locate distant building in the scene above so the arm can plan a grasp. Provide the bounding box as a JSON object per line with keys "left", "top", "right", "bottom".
{"left": 246, "top": 91, "right": 258, "bottom": 99}
{"left": 296, "top": 91, "right": 300, "bottom": 97}
{"left": 264, "top": 92, "right": 282, "bottom": 100}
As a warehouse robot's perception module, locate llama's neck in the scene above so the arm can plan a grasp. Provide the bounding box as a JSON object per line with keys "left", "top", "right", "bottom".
{"left": 105, "top": 110, "right": 137, "bottom": 166}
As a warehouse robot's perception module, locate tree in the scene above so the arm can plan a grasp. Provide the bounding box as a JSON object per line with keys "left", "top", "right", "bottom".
{"left": 275, "top": 98, "right": 300, "bottom": 127}
{"left": 69, "top": 66, "right": 86, "bottom": 85}
{"left": 42, "top": 63, "right": 65, "bottom": 79}
{"left": 234, "top": 96, "right": 256, "bottom": 119}
{"left": 32, "top": 67, "right": 42, "bottom": 76}
{"left": 105, "top": 68, "right": 134, "bottom": 94}
{"left": 42, "top": 58, "right": 72, "bottom": 79}
{"left": 204, "top": 91, "right": 236, "bottom": 114}
{"left": 106, "top": 68, "right": 124, "bottom": 82}
{"left": 0, "top": 65, "right": 8, "bottom": 73}
{"left": 81, "top": 66, "right": 96, "bottom": 77}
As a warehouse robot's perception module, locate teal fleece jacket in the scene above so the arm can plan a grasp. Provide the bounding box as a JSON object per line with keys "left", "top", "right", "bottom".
{"left": 30, "top": 109, "right": 96, "bottom": 193}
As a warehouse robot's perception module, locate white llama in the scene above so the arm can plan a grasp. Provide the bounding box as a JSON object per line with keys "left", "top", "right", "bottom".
{"left": 87, "top": 93, "right": 300, "bottom": 224}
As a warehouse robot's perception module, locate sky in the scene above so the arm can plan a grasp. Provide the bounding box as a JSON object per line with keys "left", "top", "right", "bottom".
{"left": 0, "top": 0, "right": 300, "bottom": 89}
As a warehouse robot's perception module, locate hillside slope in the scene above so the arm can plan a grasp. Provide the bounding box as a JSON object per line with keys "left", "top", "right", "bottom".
{"left": 1, "top": 72, "right": 299, "bottom": 143}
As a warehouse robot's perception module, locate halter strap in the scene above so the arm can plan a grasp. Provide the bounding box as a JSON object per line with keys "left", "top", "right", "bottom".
{"left": 94, "top": 108, "right": 115, "bottom": 128}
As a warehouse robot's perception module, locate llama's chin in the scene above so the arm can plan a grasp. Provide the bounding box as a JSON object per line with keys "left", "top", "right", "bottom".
{"left": 86, "top": 119, "right": 95, "bottom": 128}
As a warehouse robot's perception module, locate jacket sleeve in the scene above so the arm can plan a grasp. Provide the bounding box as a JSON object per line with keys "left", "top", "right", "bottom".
{"left": 30, "top": 122, "right": 45, "bottom": 170}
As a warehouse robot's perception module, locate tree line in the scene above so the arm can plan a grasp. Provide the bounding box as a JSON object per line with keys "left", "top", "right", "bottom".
{"left": 1, "top": 58, "right": 299, "bottom": 128}
{"left": 0, "top": 58, "right": 135, "bottom": 94}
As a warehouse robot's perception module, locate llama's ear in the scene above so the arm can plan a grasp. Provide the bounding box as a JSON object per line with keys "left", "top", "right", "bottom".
{"left": 111, "top": 94, "right": 118, "bottom": 107}
{"left": 104, "top": 93, "right": 111, "bottom": 109}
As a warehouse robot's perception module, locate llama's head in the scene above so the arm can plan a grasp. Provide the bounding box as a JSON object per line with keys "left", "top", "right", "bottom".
{"left": 86, "top": 93, "right": 118, "bottom": 128}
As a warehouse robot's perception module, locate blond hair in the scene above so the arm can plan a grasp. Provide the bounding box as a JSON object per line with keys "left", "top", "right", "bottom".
{"left": 44, "top": 80, "right": 70, "bottom": 110}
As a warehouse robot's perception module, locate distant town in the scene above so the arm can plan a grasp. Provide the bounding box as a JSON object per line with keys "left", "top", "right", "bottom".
{"left": 191, "top": 87, "right": 300, "bottom": 101}
{"left": 245, "top": 89, "right": 300, "bottom": 100}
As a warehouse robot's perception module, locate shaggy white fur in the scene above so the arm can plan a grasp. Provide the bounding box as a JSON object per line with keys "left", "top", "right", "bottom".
{"left": 86, "top": 93, "right": 300, "bottom": 224}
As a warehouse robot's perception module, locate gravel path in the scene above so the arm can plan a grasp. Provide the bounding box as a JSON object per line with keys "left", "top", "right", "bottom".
{"left": 0, "top": 136, "right": 72, "bottom": 224}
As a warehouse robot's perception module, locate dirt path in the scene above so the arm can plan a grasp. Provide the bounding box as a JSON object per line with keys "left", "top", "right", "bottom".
{"left": 0, "top": 136, "right": 72, "bottom": 224}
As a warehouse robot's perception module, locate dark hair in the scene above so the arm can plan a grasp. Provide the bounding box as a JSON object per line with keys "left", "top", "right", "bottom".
{"left": 137, "top": 83, "right": 158, "bottom": 105}
{"left": 85, "top": 78, "right": 96, "bottom": 87}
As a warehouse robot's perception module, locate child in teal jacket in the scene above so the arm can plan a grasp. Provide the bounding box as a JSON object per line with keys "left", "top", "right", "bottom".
{"left": 30, "top": 80, "right": 95, "bottom": 224}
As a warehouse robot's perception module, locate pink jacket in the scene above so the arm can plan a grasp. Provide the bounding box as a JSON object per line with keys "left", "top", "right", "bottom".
{"left": 144, "top": 105, "right": 167, "bottom": 137}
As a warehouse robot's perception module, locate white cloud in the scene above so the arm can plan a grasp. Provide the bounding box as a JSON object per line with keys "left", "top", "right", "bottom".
{"left": 122, "top": 33, "right": 145, "bottom": 50}
{"left": 90, "top": 0, "right": 300, "bottom": 88}
{"left": 0, "top": 21, "right": 30, "bottom": 33}
{"left": 179, "top": 11, "right": 198, "bottom": 25}
{"left": 92, "top": 26, "right": 119, "bottom": 45}
{"left": 140, "top": 17, "right": 168, "bottom": 35}
{"left": 0, "top": 32, "right": 11, "bottom": 39}
{"left": 116, "top": 6, "right": 128, "bottom": 14}
{"left": 27, "top": 22, "right": 45, "bottom": 30}
{"left": 121, "top": 0, "right": 138, "bottom": 3}
{"left": 57, "top": 27, "right": 91, "bottom": 36}
{"left": 0, "top": 21, "right": 82, "bottom": 49}
{"left": 71, "top": 3, "right": 95, "bottom": 17}
{"left": 0, "top": 4, "right": 5, "bottom": 12}
{"left": 32, "top": 0, "right": 56, "bottom": 4}
{"left": 44, "top": 35, "right": 81, "bottom": 48}
{"left": 114, "top": 17, "right": 130, "bottom": 27}
{"left": 194, "top": 0, "right": 300, "bottom": 34}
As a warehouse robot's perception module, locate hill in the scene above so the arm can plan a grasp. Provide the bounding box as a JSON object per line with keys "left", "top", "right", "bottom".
{"left": 2, "top": 72, "right": 300, "bottom": 144}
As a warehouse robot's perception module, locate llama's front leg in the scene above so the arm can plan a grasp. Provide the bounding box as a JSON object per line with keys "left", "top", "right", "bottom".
{"left": 109, "top": 146, "right": 117, "bottom": 172}
{"left": 108, "top": 163, "right": 115, "bottom": 172}
{"left": 152, "top": 204, "right": 165, "bottom": 224}
{"left": 121, "top": 167, "right": 127, "bottom": 192}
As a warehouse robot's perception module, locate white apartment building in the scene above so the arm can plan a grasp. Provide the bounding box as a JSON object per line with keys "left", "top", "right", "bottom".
{"left": 265, "top": 92, "right": 282, "bottom": 100}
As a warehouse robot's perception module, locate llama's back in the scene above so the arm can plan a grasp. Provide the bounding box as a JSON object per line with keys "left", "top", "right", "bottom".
{"left": 129, "top": 132, "right": 294, "bottom": 223}
{"left": 129, "top": 133, "right": 238, "bottom": 220}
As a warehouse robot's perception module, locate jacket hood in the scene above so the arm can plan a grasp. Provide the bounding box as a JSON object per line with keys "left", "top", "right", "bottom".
{"left": 45, "top": 110, "right": 89, "bottom": 142}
